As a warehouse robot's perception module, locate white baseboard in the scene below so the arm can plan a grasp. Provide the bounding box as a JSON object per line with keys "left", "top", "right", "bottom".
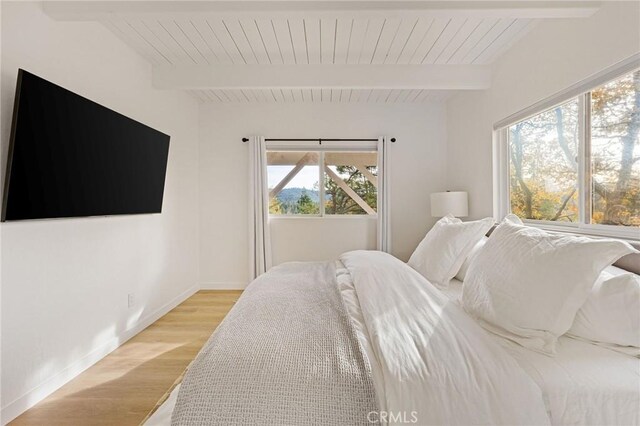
{"left": 1, "top": 284, "right": 199, "bottom": 425}
{"left": 200, "top": 281, "right": 247, "bottom": 290}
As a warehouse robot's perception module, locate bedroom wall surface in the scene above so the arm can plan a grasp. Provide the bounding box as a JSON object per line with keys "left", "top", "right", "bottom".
{"left": 446, "top": 1, "right": 640, "bottom": 219}
{"left": 199, "top": 102, "right": 447, "bottom": 288}
{"left": 0, "top": 3, "right": 199, "bottom": 422}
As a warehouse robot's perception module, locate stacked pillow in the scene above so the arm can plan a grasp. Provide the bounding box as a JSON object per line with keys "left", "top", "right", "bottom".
{"left": 408, "top": 214, "right": 639, "bottom": 356}
{"left": 459, "top": 215, "right": 637, "bottom": 355}
{"left": 407, "top": 214, "right": 493, "bottom": 288}
{"left": 455, "top": 237, "right": 487, "bottom": 282}
{"left": 568, "top": 267, "right": 640, "bottom": 356}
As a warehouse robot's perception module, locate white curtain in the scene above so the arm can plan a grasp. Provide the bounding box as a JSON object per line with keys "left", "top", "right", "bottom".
{"left": 248, "top": 136, "right": 272, "bottom": 279}
{"left": 377, "top": 136, "right": 391, "bottom": 252}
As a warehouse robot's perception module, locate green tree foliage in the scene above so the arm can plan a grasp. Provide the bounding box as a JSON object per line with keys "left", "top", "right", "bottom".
{"left": 296, "top": 191, "right": 320, "bottom": 214}
{"left": 325, "top": 166, "right": 377, "bottom": 214}
{"left": 269, "top": 189, "right": 320, "bottom": 215}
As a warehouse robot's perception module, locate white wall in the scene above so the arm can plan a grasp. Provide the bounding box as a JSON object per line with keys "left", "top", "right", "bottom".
{"left": 199, "top": 103, "right": 447, "bottom": 288}
{"left": 270, "top": 217, "right": 378, "bottom": 265}
{"left": 0, "top": 3, "right": 200, "bottom": 423}
{"left": 446, "top": 1, "right": 640, "bottom": 219}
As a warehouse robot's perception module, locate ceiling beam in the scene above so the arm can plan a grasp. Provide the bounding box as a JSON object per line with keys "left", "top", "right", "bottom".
{"left": 44, "top": 1, "right": 600, "bottom": 21}
{"left": 152, "top": 64, "right": 491, "bottom": 90}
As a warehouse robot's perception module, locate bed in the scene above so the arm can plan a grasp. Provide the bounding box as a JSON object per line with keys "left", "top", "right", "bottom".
{"left": 444, "top": 279, "right": 640, "bottom": 426}
{"left": 146, "top": 249, "right": 639, "bottom": 426}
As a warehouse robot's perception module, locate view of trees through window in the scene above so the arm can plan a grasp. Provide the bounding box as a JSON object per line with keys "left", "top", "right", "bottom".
{"left": 267, "top": 151, "right": 377, "bottom": 215}
{"left": 591, "top": 71, "right": 640, "bottom": 226}
{"left": 508, "top": 70, "right": 639, "bottom": 227}
{"left": 509, "top": 99, "right": 580, "bottom": 222}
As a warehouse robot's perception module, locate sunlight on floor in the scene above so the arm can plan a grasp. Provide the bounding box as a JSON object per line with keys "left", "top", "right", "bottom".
{"left": 10, "top": 290, "right": 242, "bottom": 426}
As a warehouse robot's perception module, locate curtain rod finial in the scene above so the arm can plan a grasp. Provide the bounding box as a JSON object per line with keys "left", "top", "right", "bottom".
{"left": 242, "top": 138, "right": 249, "bottom": 143}
{"left": 390, "top": 138, "right": 396, "bottom": 143}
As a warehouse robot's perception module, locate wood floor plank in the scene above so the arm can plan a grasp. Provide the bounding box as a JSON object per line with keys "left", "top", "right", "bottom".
{"left": 10, "top": 290, "right": 242, "bottom": 426}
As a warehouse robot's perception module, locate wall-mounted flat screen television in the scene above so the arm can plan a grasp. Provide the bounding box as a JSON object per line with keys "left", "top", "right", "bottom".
{"left": 2, "top": 69, "right": 170, "bottom": 221}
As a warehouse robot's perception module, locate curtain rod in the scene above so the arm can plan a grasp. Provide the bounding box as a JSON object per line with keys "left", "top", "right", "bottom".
{"left": 241, "top": 137, "right": 396, "bottom": 143}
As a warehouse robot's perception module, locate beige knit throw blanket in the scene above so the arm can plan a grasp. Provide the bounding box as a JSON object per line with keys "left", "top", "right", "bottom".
{"left": 171, "top": 261, "right": 378, "bottom": 425}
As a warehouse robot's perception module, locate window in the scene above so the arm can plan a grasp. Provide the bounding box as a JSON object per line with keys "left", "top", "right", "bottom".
{"left": 590, "top": 72, "right": 640, "bottom": 227}
{"left": 267, "top": 151, "right": 320, "bottom": 215}
{"left": 324, "top": 152, "right": 377, "bottom": 215}
{"left": 498, "top": 69, "right": 640, "bottom": 237}
{"left": 508, "top": 99, "right": 580, "bottom": 222}
{"left": 267, "top": 150, "right": 378, "bottom": 216}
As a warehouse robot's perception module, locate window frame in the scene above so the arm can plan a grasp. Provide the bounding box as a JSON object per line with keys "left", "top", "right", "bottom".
{"left": 266, "top": 140, "right": 379, "bottom": 218}
{"left": 493, "top": 58, "right": 640, "bottom": 241}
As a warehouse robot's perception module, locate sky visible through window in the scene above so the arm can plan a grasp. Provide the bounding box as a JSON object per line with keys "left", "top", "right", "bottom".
{"left": 267, "top": 165, "right": 318, "bottom": 189}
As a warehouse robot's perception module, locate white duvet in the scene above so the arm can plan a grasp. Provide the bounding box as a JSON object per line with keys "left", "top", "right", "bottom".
{"left": 339, "top": 250, "right": 550, "bottom": 426}
{"left": 149, "top": 251, "right": 552, "bottom": 426}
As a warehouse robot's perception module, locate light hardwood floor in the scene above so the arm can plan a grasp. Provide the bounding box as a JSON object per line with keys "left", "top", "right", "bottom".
{"left": 10, "top": 290, "right": 242, "bottom": 426}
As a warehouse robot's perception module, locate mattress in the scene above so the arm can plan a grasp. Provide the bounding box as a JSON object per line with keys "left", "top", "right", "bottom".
{"left": 443, "top": 279, "right": 640, "bottom": 426}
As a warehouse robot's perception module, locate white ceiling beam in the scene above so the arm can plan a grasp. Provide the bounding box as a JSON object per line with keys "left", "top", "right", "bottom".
{"left": 43, "top": 1, "right": 600, "bottom": 21}
{"left": 152, "top": 64, "right": 491, "bottom": 90}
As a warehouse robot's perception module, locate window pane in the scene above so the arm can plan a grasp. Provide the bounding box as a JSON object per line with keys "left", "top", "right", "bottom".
{"left": 324, "top": 151, "right": 377, "bottom": 215}
{"left": 267, "top": 151, "right": 319, "bottom": 215}
{"left": 508, "top": 99, "right": 580, "bottom": 222}
{"left": 590, "top": 71, "right": 640, "bottom": 227}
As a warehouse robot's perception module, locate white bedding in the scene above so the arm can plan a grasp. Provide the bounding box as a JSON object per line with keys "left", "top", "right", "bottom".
{"left": 148, "top": 253, "right": 638, "bottom": 426}
{"left": 340, "top": 250, "right": 549, "bottom": 425}
{"left": 144, "top": 384, "right": 181, "bottom": 426}
{"left": 444, "top": 279, "right": 640, "bottom": 426}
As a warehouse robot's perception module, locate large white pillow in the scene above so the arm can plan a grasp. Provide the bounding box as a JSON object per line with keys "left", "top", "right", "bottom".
{"left": 462, "top": 215, "right": 637, "bottom": 354}
{"left": 568, "top": 270, "right": 640, "bottom": 355}
{"left": 408, "top": 215, "right": 493, "bottom": 288}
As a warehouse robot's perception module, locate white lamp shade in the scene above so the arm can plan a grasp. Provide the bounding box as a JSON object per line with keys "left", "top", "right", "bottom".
{"left": 431, "top": 191, "right": 468, "bottom": 217}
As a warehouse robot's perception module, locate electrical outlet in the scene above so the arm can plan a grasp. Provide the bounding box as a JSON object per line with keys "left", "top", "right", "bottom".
{"left": 128, "top": 293, "right": 136, "bottom": 308}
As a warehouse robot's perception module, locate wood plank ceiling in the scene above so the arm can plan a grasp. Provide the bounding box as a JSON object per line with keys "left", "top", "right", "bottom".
{"left": 105, "top": 16, "right": 534, "bottom": 103}
{"left": 43, "top": 0, "right": 599, "bottom": 104}
{"left": 45, "top": 2, "right": 599, "bottom": 104}
{"left": 107, "top": 17, "right": 532, "bottom": 67}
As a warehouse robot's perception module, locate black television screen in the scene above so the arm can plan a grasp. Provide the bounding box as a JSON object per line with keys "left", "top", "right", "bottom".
{"left": 2, "top": 70, "right": 170, "bottom": 221}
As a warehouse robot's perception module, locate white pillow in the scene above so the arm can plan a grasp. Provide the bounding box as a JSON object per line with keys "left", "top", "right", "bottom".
{"left": 408, "top": 215, "right": 493, "bottom": 288}
{"left": 462, "top": 214, "right": 637, "bottom": 354}
{"left": 568, "top": 270, "right": 640, "bottom": 354}
{"left": 455, "top": 237, "right": 487, "bottom": 281}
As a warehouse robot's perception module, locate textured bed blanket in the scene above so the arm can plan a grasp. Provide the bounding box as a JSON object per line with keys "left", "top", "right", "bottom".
{"left": 171, "top": 261, "right": 378, "bottom": 425}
